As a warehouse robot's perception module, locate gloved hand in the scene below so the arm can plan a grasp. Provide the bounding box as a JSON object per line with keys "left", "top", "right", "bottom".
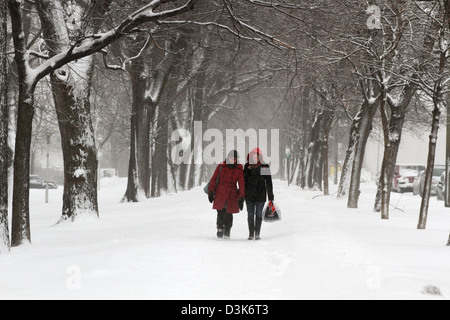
{"left": 208, "top": 191, "right": 215, "bottom": 203}
{"left": 238, "top": 197, "right": 244, "bottom": 210}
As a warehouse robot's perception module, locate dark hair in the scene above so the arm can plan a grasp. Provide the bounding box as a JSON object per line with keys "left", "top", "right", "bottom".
{"left": 226, "top": 150, "right": 239, "bottom": 165}
{"left": 227, "top": 150, "right": 239, "bottom": 159}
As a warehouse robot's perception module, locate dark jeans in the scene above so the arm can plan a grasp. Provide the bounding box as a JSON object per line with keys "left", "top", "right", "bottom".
{"left": 246, "top": 201, "right": 265, "bottom": 220}
{"left": 217, "top": 209, "right": 233, "bottom": 231}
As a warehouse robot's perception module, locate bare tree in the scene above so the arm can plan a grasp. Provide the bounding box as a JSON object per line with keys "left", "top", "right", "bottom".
{"left": 374, "top": 79, "right": 417, "bottom": 217}
{"left": 297, "top": 0, "right": 383, "bottom": 204}
{"left": 122, "top": 31, "right": 188, "bottom": 201}
{"left": 368, "top": 1, "right": 414, "bottom": 218}
{"left": 307, "top": 64, "right": 352, "bottom": 194}
{"left": 0, "top": 0, "right": 10, "bottom": 253}
{"left": 34, "top": 0, "right": 115, "bottom": 222}
{"left": 338, "top": 67, "right": 380, "bottom": 206}
{"left": 415, "top": 0, "right": 450, "bottom": 230}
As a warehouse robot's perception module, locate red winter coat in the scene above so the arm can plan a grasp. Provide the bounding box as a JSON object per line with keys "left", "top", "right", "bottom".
{"left": 208, "top": 162, "right": 245, "bottom": 214}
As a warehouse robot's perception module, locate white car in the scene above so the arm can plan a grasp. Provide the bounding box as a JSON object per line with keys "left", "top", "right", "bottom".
{"left": 416, "top": 165, "right": 446, "bottom": 197}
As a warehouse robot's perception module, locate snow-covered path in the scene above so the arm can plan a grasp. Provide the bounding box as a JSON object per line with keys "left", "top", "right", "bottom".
{"left": 1, "top": 178, "right": 450, "bottom": 300}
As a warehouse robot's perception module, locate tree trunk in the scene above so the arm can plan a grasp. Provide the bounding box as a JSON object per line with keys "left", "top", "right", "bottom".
{"left": 0, "top": 0, "right": 10, "bottom": 252}
{"left": 313, "top": 142, "right": 323, "bottom": 190}
{"left": 300, "top": 85, "right": 311, "bottom": 189}
{"left": 167, "top": 114, "right": 178, "bottom": 193}
{"left": 374, "top": 83, "right": 416, "bottom": 217}
{"left": 188, "top": 72, "right": 206, "bottom": 189}
{"left": 199, "top": 113, "right": 209, "bottom": 185}
{"left": 176, "top": 89, "right": 191, "bottom": 191}
{"left": 9, "top": 0, "right": 35, "bottom": 246}
{"left": 123, "top": 51, "right": 155, "bottom": 201}
{"left": 50, "top": 62, "right": 99, "bottom": 221}
{"left": 377, "top": 91, "right": 397, "bottom": 219}
{"left": 445, "top": 93, "right": 450, "bottom": 208}
{"left": 377, "top": 142, "right": 396, "bottom": 219}
{"left": 322, "top": 136, "right": 329, "bottom": 195}
{"left": 136, "top": 102, "right": 153, "bottom": 198}
{"left": 11, "top": 89, "right": 34, "bottom": 246}
{"left": 151, "top": 106, "right": 169, "bottom": 197}
{"left": 123, "top": 112, "right": 139, "bottom": 202}
{"left": 346, "top": 99, "right": 378, "bottom": 208}
{"left": 418, "top": 105, "right": 441, "bottom": 229}
{"left": 124, "top": 34, "right": 183, "bottom": 200}
{"left": 322, "top": 112, "right": 334, "bottom": 196}
{"left": 35, "top": 0, "right": 115, "bottom": 221}
{"left": 305, "top": 110, "right": 323, "bottom": 190}
{"left": 337, "top": 116, "right": 358, "bottom": 198}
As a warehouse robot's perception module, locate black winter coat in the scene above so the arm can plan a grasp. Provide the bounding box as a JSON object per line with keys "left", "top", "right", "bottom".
{"left": 244, "top": 163, "right": 274, "bottom": 203}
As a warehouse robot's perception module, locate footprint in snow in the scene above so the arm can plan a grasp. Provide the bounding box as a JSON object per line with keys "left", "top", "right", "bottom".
{"left": 269, "top": 253, "right": 291, "bottom": 277}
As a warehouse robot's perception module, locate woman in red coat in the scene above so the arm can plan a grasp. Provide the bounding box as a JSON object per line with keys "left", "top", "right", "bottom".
{"left": 208, "top": 150, "right": 245, "bottom": 239}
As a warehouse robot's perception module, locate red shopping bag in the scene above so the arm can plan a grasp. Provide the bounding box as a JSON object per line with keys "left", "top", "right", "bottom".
{"left": 263, "top": 201, "right": 281, "bottom": 222}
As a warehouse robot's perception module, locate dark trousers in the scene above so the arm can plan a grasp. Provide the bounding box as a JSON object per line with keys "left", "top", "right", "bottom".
{"left": 246, "top": 201, "right": 265, "bottom": 219}
{"left": 217, "top": 209, "right": 233, "bottom": 231}
{"left": 246, "top": 201, "right": 264, "bottom": 238}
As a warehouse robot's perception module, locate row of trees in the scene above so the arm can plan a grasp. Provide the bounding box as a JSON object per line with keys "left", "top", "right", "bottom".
{"left": 273, "top": 0, "right": 449, "bottom": 239}
{"left": 242, "top": 0, "right": 450, "bottom": 239}
{"left": 0, "top": 0, "right": 325, "bottom": 252}
{"left": 0, "top": 0, "right": 449, "bottom": 252}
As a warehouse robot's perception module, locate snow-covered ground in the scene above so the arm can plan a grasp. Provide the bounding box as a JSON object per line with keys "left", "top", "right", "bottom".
{"left": 1, "top": 177, "right": 450, "bottom": 300}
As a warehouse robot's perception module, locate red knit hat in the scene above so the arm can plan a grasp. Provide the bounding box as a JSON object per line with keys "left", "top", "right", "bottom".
{"left": 247, "top": 148, "right": 263, "bottom": 163}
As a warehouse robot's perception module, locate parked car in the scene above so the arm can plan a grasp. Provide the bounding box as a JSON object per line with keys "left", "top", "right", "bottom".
{"left": 437, "top": 171, "right": 446, "bottom": 201}
{"left": 29, "top": 175, "right": 58, "bottom": 189}
{"left": 417, "top": 165, "right": 446, "bottom": 197}
{"left": 45, "top": 180, "right": 58, "bottom": 189}
{"left": 392, "top": 164, "right": 425, "bottom": 193}
{"left": 30, "top": 175, "right": 46, "bottom": 189}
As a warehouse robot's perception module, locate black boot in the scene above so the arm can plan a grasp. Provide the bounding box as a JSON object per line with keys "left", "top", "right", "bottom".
{"left": 223, "top": 213, "right": 233, "bottom": 239}
{"left": 255, "top": 217, "right": 262, "bottom": 240}
{"left": 216, "top": 209, "right": 226, "bottom": 239}
{"left": 248, "top": 218, "right": 255, "bottom": 240}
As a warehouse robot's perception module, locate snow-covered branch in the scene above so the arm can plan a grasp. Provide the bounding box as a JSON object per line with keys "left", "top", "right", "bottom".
{"left": 223, "top": 0, "right": 294, "bottom": 50}
{"left": 245, "top": 0, "right": 324, "bottom": 11}
{"left": 28, "top": 50, "right": 49, "bottom": 60}
{"left": 27, "top": 0, "right": 199, "bottom": 85}
{"left": 101, "top": 36, "right": 151, "bottom": 72}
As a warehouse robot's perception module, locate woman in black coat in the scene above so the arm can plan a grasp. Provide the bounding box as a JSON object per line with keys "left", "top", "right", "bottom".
{"left": 244, "top": 148, "right": 274, "bottom": 240}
